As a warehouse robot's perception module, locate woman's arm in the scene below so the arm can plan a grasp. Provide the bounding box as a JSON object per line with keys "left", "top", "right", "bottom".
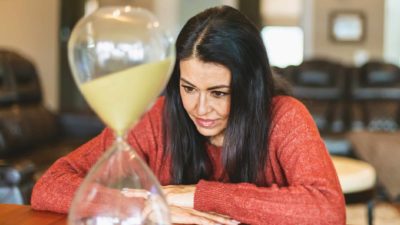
{"left": 30, "top": 125, "right": 154, "bottom": 213}
{"left": 166, "top": 146, "right": 344, "bottom": 225}
{"left": 194, "top": 179, "right": 344, "bottom": 225}
{"left": 30, "top": 128, "right": 113, "bottom": 213}
{"left": 30, "top": 99, "right": 164, "bottom": 213}
{"left": 193, "top": 141, "right": 345, "bottom": 225}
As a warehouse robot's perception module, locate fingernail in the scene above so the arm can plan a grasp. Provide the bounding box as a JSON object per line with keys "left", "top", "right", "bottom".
{"left": 231, "top": 220, "right": 240, "bottom": 225}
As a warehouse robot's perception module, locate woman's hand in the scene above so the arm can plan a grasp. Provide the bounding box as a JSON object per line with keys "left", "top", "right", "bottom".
{"left": 162, "top": 185, "right": 241, "bottom": 225}
{"left": 121, "top": 186, "right": 241, "bottom": 224}
{"left": 162, "top": 185, "right": 196, "bottom": 208}
{"left": 170, "top": 205, "right": 240, "bottom": 225}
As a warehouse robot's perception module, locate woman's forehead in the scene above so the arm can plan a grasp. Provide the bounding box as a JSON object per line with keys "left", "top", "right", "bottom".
{"left": 179, "top": 58, "right": 231, "bottom": 87}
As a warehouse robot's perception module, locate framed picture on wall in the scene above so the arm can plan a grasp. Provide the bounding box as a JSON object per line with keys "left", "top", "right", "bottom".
{"left": 329, "top": 10, "right": 365, "bottom": 43}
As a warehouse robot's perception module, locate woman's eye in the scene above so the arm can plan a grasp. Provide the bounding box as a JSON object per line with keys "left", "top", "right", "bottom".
{"left": 212, "top": 91, "right": 229, "bottom": 98}
{"left": 183, "top": 86, "right": 195, "bottom": 93}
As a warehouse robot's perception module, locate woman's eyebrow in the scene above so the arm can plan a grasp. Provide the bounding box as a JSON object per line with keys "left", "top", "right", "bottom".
{"left": 180, "top": 78, "right": 196, "bottom": 87}
{"left": 207, "top": 85, "right": 230, "bottom": 91}
{"left": 180, "top": 78, "right": 230, "bottom": 90}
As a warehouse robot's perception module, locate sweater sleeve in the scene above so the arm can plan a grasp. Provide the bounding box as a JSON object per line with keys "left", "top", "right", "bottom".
{"left": 31, "top": 98, "right": 164, "bottom": 213}
{"left": 193, "top": 97, "right": 346, "bottom": 225}
{"left": 30, "top": 128, "right": 113, "bottom": 213}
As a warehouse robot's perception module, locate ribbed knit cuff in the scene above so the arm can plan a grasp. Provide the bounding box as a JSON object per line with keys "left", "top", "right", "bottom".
{"left": 194, "top": 179, "right": 234, "bottom": 213}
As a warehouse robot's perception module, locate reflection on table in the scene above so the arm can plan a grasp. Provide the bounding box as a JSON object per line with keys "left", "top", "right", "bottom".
{"left": 0, "top": 204, "right": 66, "bottom": 225}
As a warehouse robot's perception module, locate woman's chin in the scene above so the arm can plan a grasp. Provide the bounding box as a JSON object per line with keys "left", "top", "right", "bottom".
{"left": 196, "top": 127, "right": 220, "bottom": 137}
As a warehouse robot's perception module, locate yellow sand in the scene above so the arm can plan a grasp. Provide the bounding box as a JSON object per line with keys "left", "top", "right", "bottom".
{"left": 80, "top": 58, "right": 172, "bottom": 135}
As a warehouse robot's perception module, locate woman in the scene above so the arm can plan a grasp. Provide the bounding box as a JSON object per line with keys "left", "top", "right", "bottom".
{"left": 31, "top": 5, "right": 345, "bottom": 225}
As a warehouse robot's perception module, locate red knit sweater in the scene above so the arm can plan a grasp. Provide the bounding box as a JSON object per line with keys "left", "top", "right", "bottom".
{"left": 31, "top": 96, "right": 345, "bottom": 224}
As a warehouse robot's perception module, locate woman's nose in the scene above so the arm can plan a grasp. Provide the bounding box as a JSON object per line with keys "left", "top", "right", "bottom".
{"left": 196, "top": 93, "right": 210, "bottom": 116}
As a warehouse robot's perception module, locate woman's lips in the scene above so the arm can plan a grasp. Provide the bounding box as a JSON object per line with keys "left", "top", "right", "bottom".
{"left": 195, "top": 118, "right": 217, "bottom": 128}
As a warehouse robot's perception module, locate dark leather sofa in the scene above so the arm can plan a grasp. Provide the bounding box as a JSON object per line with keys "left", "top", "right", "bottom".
{"left": 0, "top": 49, "right": 102, "bottom": 204}
{"left": 0, "top": 49, "right": 59, "bottom": 156}
{"left": 0, "top": 49, "right": 58, "bottom": 204}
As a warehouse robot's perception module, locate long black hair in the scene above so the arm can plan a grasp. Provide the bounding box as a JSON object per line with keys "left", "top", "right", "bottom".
{"left": 163, "top": 5, "right": 275, "bottom": 186}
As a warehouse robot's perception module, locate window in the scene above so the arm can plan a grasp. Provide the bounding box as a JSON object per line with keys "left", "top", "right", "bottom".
{"left": 261, "top": 26, "right": 304, "bottom": 68}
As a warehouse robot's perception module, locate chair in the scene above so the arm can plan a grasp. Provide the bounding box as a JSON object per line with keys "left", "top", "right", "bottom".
{"left": 347, "top": 61, "right": 400, "bottom": 203}
{"left": 285, "top": 59, "right": 352, "bottom": 155}
{"left": 337, "top": 60, "right": 400, "bottom": 225}
{"left": 0, "top": 49, "right": 58, "bottom": 156}
{"left": 350, "top": 61, "right": 400, "bottom": 131}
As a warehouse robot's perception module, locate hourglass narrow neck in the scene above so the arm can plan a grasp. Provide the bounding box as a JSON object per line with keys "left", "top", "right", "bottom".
{"left": 112, "top": 132, "right": 132, "bottom": 155}
{"left": 115, "top": 132, "right": 128, "bottom": 143}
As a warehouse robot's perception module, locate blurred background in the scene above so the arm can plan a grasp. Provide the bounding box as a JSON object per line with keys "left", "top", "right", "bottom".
{"left": 0, "top": 0, "right": 399, "bottom": 224}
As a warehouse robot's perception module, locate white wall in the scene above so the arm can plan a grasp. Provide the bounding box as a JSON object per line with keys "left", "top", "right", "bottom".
{"left": 0, "top": 0, "right": 60, "bottom": 112}
{"left": 384, "top": 0, "right": 400, "bottom": 66}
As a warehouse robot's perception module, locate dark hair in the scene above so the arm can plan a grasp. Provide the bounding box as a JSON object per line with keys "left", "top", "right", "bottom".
{"left": 163, "top": 5, "right": 275, "bottom": 185}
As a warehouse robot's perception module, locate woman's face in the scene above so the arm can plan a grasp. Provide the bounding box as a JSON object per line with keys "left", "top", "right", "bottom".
{"left": 179, "top": 58, "right": 231, "bottom": 146}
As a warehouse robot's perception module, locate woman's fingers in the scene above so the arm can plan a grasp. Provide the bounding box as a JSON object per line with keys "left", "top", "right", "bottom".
{"left": 162, "top": 185, "right": 240, "bottom": 224}
{"left": 121, "top": 187, "right": 241, "bottom": 225}
{"left": 170, "top": 206, "right": 240, "bottom": 225}
{"left": 120, "top": 188, "right": 149, "bottom": 198}
{"left": 185, "top": 207, "right": 240, "bottom": 225}
{"left": 162, "top": 185, "right": 195, "bottom": 208}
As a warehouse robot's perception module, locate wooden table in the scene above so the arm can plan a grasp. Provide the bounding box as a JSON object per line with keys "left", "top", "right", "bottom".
{"left": 0, "top": 204, "right": 66, "bottom": 225}
{"left": 0, "top": 204, "right": 182, "bottom": 225}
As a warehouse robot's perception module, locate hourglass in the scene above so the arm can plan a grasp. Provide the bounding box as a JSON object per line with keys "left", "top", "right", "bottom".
{"left": 67, "top": 6, "right": 174, "bottom": 225}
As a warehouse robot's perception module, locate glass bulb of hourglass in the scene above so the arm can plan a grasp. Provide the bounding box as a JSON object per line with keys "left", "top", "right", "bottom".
{"left": 67, "top": 6, "right": 175, "bottom": 225}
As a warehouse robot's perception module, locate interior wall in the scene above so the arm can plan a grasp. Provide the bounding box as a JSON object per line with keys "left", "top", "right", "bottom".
{"left": 302, "top": 0, "right": 314, "bottom": 59}
{"left": 158, "top": 0, "right": 237, "bottom": 38}
{"left": 306, "top": 0, "right": 384, "bottom": 65}
{"left": 0, "top": 0, "right": 60, "bottom": 112}
{"left": 98, "top": 0, "right": 153, "bottom": 9}
{"left": 179, "top": 0, "right": 236, "bottom": 32}
{"left": 384, "top": 0, "right": 400, "bottom": 65}
{"left": 98, "top": 0, "right": 238, "bottom": 39}
{"left": 261, "top": 0, "right": 302, "bottom": 26}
